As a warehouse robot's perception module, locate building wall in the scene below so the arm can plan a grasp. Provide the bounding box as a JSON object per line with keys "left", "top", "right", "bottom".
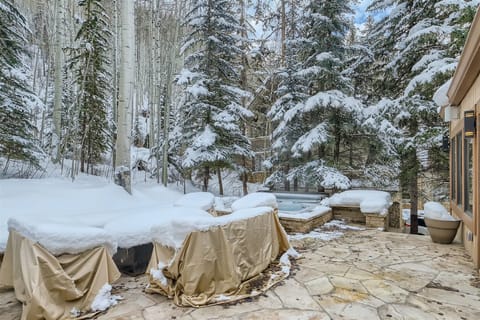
{"left": 449, "top": 74, "right": 479, "bottom": 269}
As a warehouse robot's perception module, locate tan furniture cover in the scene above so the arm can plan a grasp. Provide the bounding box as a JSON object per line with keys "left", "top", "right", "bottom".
{"left": 0, "top": 231, "right": 121, "bottom": 320}
{"left": 146, "top": 210, "right": 291, "bottom": 306}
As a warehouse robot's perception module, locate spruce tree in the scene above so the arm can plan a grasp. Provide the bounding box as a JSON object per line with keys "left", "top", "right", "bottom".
{"left": 68, "top": 0, "right": 112, "bottom": 174}
{"left": 365, "top": 0, "right": 477, "bottom": 232}
{"left": 0, "top": 0, "right": 45, "bottom": 171}
{"left": 268, "top": 0, "right": 360, "bottom": 191}
{"left": 177, "top": 0, "right": 253, "bottom": 191}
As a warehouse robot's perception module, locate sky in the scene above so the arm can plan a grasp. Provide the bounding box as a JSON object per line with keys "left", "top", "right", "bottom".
{"left": 353, "top": 0, "right": 372, "bottom": 26}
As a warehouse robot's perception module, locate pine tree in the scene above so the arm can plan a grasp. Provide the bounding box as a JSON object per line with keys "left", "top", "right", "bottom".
{"left": 177, "top": 0, "right": 253, "bottom": 191}
{"left": 0, "top": 0, "right": 45, "bottom": 171}
{"left": 67, "top": 0, "right": 112, "bottom": 174}
{"left": 265, "top": 0, "right": 305, "bottom": 191}
{"left": 365, "top": 0, "right": 478, "bottom": 233}
{"left": 268, "top": 0, "right": 360, "bottom": 191}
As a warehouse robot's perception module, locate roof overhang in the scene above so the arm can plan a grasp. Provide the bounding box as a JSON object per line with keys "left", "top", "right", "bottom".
{"left": 447, "top": 8, "right": 480, "bottom": 106}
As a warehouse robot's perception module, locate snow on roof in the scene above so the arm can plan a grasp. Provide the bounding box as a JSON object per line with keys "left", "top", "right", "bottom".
{"left": 104, "top": 207, "right": 212, "bottom": 248}
{"left": 231, "top": 192, "right": 278, "bottom": 211}
{"left": 278, "top": 205, "right": 331, "bottom": 221}
{"left": 173, "top": 192, "right": 215, "bottom": 211}
{"left": 433, "top": 78, "right": 452, "bottom": 107}
{"left": 328, "top": 190, "right": 392, "bottom": 215}
{"left": 151, "top": 206, "right": 274, "bottom": 249}
{"left": 8, "top": 217, "right": 117, "bottom": 256}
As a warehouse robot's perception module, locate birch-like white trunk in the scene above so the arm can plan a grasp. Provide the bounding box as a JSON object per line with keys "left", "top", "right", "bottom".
{"left": 115, "top": 0, "right": 135, "bottom": 194}
{"left": 53, "top": 0, "right": 64, "bottom": 162}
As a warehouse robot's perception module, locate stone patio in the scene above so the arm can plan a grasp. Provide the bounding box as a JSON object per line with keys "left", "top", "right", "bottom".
{"left": 1, "top": 228, "right": 479, "bottom": 320}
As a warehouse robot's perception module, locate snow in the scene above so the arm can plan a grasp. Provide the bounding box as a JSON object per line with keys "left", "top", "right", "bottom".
{"left": 327, "top": 190, "right": 392, "bottom": 215}
{"left": 0, "top": 174, "right": 277, "bottom": 258}
{"left": 214, "top": 294, "right": 231, "bottom": 302}
{"left": 150, "top": 262, "right": 168, "bottom": 286}
{"left": 0, "top": 175, "right": 184, "bottom": 252}
{"left": 424, "top": 201, "right": 456, "bottom": 221}
{"left": 289, "top": 230, "right": 344, "bottom": 241}
{"left": 323, "top": 220, "right": 365, "bottom": 231}
{"left": 104, "top": 207, "right": 212, "bottom": 248}
{"left": 433, "top": 78, "right": 452, "bottom": 107}
{"left": 214, "top": 196, "right": 237, "bottom": 213}
{"left": 231, "top": 192, "right": 278, "bottom": 211}
{"left": 8, "top": 217, "right": 118, "bottom": 256}
{"left": 174, "top": 192, "right": 215, "bottom": 211}
{"left": 288, "top": 220, "right": 364, "bottom": 241}
{"left": 291, "top": 122, "right": 329, "bottom": 155}
{"left": 278, "top": 205, "right": 331, "bottom": 220}
{"left": 90, "top": 284, "right": 121, "bottom": 312}
{"left": 151, "top": 206, "right": 274, "bottom": 249}
{"left": 279, "top": 247, "right": 301, "bottom": 274}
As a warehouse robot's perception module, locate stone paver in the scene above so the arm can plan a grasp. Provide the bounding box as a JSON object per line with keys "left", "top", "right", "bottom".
{"left": 1, "top": 228, "right": 480, "bottom": 320}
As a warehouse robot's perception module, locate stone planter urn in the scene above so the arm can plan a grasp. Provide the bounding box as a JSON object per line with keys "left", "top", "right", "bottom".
{"left": 424, "top": 217, "right": 461, "bottom": 244}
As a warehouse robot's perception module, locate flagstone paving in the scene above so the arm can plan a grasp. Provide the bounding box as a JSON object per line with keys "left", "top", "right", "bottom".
{"left": 1, "top": 228, "right": 479, "bottom": 320}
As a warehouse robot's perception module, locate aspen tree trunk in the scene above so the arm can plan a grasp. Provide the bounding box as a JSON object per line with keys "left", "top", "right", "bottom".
{"left": 239, "top": 0, "right": 249, "bottom": 195}
{"left": 115, "top": 0, "right": 135, "bottom": 194}
{"left": 280, "top": 0, "right": 286, "bottom": 66}
{"left": 112, "top": 0, "right": 118, "bottom": 169}
{"left": 148, "top": 0, "right": 155, "bottom": 149}
{"left": 53, "top": 0, "right": 63, "bottom": 162}
{"left": 162, "top": 1, "right": 182, "bottom": 187}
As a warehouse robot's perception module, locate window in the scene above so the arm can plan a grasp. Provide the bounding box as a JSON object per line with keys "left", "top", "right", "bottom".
{"left": 451, "top": 137, "right": 456, "bottom": 201}
{"left": 456, "top": 133, "right": 462, "bottom": 206}
{"left": 464, "top": 138, "right": 473, "bottom": 216}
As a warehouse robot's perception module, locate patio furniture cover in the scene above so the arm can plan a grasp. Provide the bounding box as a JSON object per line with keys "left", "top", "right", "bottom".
{"left": 0, "top": 230, "right": 121, "bottom": 320}
{"left": 146, "top": 210, "right": 291, "bottom": 306}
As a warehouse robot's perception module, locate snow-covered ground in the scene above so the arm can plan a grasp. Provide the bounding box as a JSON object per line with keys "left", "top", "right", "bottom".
{"left": 288, "top": 220, "right": 365, "bottom": 241}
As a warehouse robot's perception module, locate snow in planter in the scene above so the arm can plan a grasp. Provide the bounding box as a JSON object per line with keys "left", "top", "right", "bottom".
{"left": 424, "top": 201, "right": 455, "bottom": 221}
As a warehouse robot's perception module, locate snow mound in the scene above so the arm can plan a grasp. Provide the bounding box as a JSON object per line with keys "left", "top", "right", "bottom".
{"left": 424, "top": 201, "right": 455, "bottom": 221}
{"left": 231, "top": 192, "right": 278, "bottom": 211}
{"left": 214, "top": 196, "right": 238, "bottom": 213}
{"left": 328, "top": 190, "right": 392, "bottom": 215}
{"left": 8, "top": 217, "right": 117, "bottom": 256}
{"left": 151, "top": 206, "right": 273, "bottom": 248}
{"left": 91, "top": 284, "right": 121, "bottom": 312}
{"left": 174, "top": 192, "right": 215, "bottom": 211}
{"left": 279, "top": 247, "right": 301, "bottom": 274}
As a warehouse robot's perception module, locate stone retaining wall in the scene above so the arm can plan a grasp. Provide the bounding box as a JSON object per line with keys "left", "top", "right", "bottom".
{"left": 331, "top": 206, "right": 366, "bottom": 223}
{"left": 331, "top": 205, "right": 390, "bottom": 230}
{"left": 279, "top": 210, "right": 333, "bottom": 233}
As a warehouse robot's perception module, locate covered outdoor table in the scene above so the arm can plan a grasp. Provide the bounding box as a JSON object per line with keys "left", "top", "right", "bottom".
{"left": 146, "top": 207, "right": 294, "bottom": 307}
{"left": 0, "top": 219, "right": 121, "bottom": 320}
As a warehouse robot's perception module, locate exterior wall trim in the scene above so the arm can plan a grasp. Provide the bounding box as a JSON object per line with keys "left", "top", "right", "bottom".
{"left": 448, "top": 10, "right": 480, "bottom": 105}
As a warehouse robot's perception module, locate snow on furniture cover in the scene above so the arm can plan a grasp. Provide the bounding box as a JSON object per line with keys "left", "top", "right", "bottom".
{"left": 104, "top": 207, "right": 213, "bottom": 248}
{"left": 328, "top": 190, "right": 392, "bottom": 215}
{"left": 0, "top": 218, "right": 121, "bottom": 320}
{"left": 230, "top": 192, "right": 278, "bottom": 211}
{"left": 173, "top": 192, "right": 215, "bottom": 212}
{"left": 146, "top": 207, "right": 293, "bottom": 307}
